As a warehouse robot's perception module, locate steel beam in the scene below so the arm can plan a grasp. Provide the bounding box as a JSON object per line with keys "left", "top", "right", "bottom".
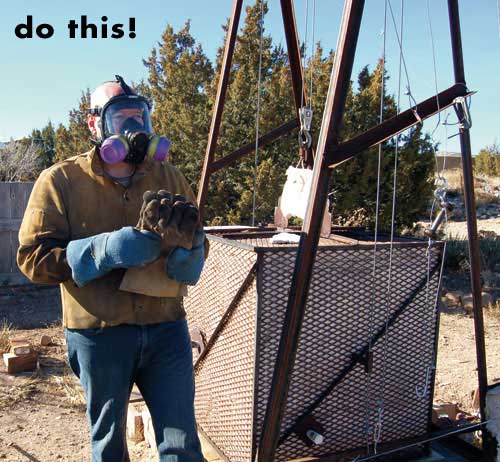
{"left": 448, "top": 0, "right": 491, "bottom": 458}
{"left": 210, "top": 118, "right": 299, "bottom": 173}
{"left": 326, "top": 84, "right": 470, "bottom": 168}
{"left": 256, "top": 2, "right": 365, "bottom": 460}
{"left": 281, "top": 0, "right": 314, "bottom": 167}
{"left": 197, "top": 0, "right": 243, "bottom": 219}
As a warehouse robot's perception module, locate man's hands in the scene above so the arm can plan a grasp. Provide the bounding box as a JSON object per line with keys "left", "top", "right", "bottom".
{"left": 136, "top": 190, "right": 206, "bottom": 285}
{"left": 137, "top": 190, "right": 200, "bottom": 252}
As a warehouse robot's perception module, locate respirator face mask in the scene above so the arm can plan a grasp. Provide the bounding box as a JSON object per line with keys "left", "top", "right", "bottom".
{"left": 89, "top": 75, "right": 171, "bottom": 165}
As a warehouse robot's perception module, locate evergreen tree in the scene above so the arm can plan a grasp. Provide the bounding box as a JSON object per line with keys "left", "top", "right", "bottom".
{"left": 205, "top": 1, "right": 298, "bottom": 225}
{"left": 33, "top": 0, "right": 435, "bottom": 231}
{"left": 474, "top": 143, "right": 500, "bottom": 176}
{"left": 54, "top": 90, "right": 92, "bottom": 163}
{"left": 40, "top": 122, "right": 56, "bottom": 168}
{"left": 143, "top": 21, "right": 213, "bottom": 189}
{"left": 331, "top": 60, "right": 435, "bottom": 229}
{"left": 27, "top": 121, "right": 56, "bottom": 169}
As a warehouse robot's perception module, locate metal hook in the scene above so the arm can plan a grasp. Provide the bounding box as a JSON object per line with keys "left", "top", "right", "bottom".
{"left": 299, "top": 130, "right": 313, "bottom": 149}
{"left": 453, "top": 96, "right": 472, "bottom": 131}
{"left": 415, "top": 365, "right": 433, "bottom": 398}
{"left": 373, "top": 403, "right": 384, "bottom": 453}
{"left": 433, "top": 176, "right": 448, "bottom": 203}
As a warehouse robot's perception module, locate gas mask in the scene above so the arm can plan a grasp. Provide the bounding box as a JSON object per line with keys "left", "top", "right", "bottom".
{"left": 89, "top": 75, "right": 171, "bottom": 165}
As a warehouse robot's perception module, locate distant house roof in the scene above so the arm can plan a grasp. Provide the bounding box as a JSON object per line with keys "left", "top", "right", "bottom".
{"left": 436, "top": 151, "right": 462, "bottom": 158}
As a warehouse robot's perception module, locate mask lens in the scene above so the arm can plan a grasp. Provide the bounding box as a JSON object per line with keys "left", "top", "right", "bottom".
{"left": 102, "top": 98, "right": 153, "bottom": 136}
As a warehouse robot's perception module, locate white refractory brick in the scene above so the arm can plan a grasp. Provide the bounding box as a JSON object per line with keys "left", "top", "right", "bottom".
{"left": 141, "top": 407, "right": 156, "bottom": 449}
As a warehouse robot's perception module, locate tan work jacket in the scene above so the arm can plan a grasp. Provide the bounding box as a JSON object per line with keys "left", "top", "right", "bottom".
{"left": 17, "top": 148, "right": 196, "bottom": 329}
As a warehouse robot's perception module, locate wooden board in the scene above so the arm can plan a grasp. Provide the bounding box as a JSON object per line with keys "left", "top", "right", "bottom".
{"left": 0, "top": 231, "right": 12, "bottom": 273}
{"left": 0, "top": 184, "right": 12, "bottom": 219}
{"left": 198, "top": 431, "right": 225, "bottom": 462}
{"left": 10, "top": 183, "right": 33, "bottom": 219}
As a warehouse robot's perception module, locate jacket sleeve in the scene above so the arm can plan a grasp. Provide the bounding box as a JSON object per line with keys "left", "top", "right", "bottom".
{"left": 17, "top": 169, "right": 72, "bottom": 284}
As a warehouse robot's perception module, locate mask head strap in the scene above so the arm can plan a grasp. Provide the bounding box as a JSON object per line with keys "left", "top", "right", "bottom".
{"left": 87, "top": 75, "right": 136, "bottom": 116}
{"left": 115, "top": 75, "right": 134, "bottom": 96}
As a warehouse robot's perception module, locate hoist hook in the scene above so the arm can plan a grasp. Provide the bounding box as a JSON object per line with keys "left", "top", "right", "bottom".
{"left": 425, "top": 177, "right": 452, "bottom": 240}
{"left": 298, "top": 106, "right": 313, "bottom": 150}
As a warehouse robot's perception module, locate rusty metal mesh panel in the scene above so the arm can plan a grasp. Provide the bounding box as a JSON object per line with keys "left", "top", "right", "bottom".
{"left": 256, "top": 244, "right": 442, "bottom": 461}
{"left": 193, "top": 278, "right": 257, "bottom": 462}
{"left": 187, "top": 236, "right": 441, "bottom": 461}
{"left": 185, "top": 238, "right": 256, "bottom": 340}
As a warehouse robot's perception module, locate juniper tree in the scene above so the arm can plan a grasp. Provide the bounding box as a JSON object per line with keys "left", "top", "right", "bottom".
{"left": 143, "top": 22, "right": 213, "bottom": 189}
{"left": 54, "top": 90, "right": 92, "bottom": 162}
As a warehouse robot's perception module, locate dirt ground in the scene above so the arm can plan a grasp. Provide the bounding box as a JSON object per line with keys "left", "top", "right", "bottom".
{"left": 445, "top": 217, "right": 500, "bottom": 239}
{"left": 0, "top": 220, "right": 499, "bottom": 461}
{"left": 0, "top": 287, "right": 157, "bottom": 462}
{"left": 435, "top": 306, "right": 500, "bottom": 412}
{"left": 1, "top": 292, "right": 498, "bottom": 461}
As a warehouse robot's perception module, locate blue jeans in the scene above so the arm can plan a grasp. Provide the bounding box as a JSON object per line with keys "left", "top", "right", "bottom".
{"left": 65, "top": 319, "right": 204, "bottom": 462}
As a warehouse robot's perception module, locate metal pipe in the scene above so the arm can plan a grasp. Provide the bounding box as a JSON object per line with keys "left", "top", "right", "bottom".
{"left": 447, "top": 0, "right": 492, "bottom": 458}
{"left": 197, "top": 0, "right": 243, "bottom": 220}
{"left": 210, "top": 118, "right": 299, "bottom": 172}
{"left": 256, "top": 2, "right": 365, "bottom": 460}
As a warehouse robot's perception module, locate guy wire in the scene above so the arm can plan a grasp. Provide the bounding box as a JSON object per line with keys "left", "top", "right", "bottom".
{"left": 364, "top": 0, "right": 388, "bottom": 454}
{"left": 252, "top": 0, "right": 265, "bottom": 227}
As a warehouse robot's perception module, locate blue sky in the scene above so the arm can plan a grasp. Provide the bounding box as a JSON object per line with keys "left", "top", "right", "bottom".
{"left": 1, "top": 1, "right": 498, "bottom": 155}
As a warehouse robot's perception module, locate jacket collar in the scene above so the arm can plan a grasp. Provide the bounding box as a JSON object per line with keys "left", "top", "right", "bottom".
{"left": 89, "top": 147, "right": 153, "bottom": 183}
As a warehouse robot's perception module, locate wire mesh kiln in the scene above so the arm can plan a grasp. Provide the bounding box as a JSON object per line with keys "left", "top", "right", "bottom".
{"left": 185, "top": 228, "right": 443, "bottom": 462}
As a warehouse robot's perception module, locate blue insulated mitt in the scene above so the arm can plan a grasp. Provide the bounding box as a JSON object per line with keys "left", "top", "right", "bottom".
{"left": 166, "top": 229, "right": 205, "bottom": 285}
{"left": 66, "top": 226, "right": 161, "bottom": 287}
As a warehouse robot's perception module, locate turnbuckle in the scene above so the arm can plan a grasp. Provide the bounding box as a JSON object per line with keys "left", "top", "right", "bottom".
{"left": 298, "top": 106, "right": 313, "bottom": 149}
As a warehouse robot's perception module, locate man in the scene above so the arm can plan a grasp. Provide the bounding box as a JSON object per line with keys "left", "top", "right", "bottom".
{"left": 17, "top": 76, "right": 206, "bottom": 462}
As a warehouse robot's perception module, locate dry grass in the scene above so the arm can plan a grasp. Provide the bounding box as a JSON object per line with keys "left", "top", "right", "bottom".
{"left": 0, "top": 323, "right": 85, "bottom": 411}
{"left": 441, "top": 169, "right": 500, "bottom": 199}
{"left": 0, "top": 320, "right": 12, "bottom": 354}
{"left": 484, "top": 301, "right": 500, "bottom": 324}
{"left": 0, "top": 371, "right": 41, "bottom": 409}
{"left": 0, "top": 361, "right": 85, "bottom": 411}
{"left": 476, "top": 190, "right": 500, "bottom": 207}
{"left": 47, "top": 363, "right": 86, "bottom": 409}
{"left": 444, "top": 169, "right": 464, "bottom": 195}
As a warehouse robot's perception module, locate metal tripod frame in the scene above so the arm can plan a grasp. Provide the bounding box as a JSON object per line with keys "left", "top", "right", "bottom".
{"left": 196, "top": 1, "right": 490, "bottom": 460}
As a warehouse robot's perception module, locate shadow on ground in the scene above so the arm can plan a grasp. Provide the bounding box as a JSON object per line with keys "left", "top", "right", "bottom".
{"left": 0, "top": 285, "right": 62, "bottom": 329}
